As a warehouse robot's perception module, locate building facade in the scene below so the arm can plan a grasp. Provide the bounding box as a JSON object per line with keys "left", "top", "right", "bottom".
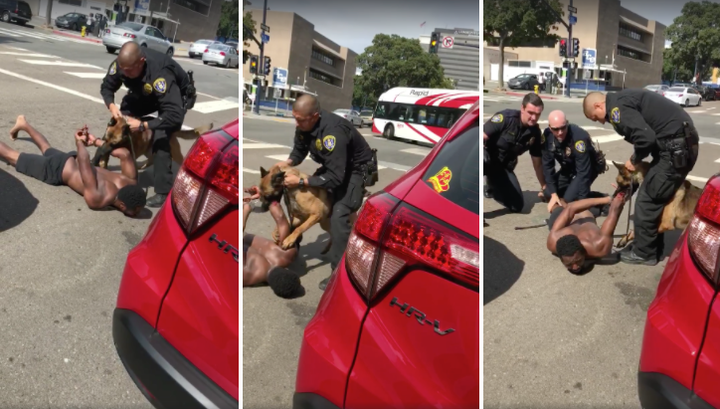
{"left": 243, "top": 9, "right": 357, "bottom": 111}
{"left": 483, "top": 0, "right": 665, "bottom": 89}
{"left": 34, "top": 0, "right": 223, "bottom": 42}
{"left": 420, "top": 27, "right": 480, "bottom": 91}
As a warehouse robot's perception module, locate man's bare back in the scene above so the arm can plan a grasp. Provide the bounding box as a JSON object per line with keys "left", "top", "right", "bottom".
{"left": 0, "top": 115, "right": 146, "bottom": 217}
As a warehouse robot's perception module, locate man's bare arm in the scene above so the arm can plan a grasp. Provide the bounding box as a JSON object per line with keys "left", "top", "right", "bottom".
{"left": 547, "top": 196, "right": 612, "bottom": 252}
{"left": 110, "top": 147, "right": 137, "bottom": 182}
{"left": 243, "top": 203, "right": 252, "bottom": 233}
{"left": 531, "top": 156, "right": 546, "bottom": 188}
{"left": 595, "top": 194, "right": 628, "bottom": 255}
{"left": 75, "top": 138, "right": 103, "bottom": 208}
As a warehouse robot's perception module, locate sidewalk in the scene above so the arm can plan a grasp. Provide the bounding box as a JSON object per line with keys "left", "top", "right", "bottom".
{"left": 484, "top": 80, "right": 605, "bottom": 101}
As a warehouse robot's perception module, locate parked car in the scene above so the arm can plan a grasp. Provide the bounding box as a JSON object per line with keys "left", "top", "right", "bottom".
{"left": 708, "top": 84, "right": 720, "bottom": 100}
{"left": 663, "top": 86, "right": 702, "bottom": 107}
{"left": 113, "top": 119, "right": 238, "bottom": 409}
{"left": 103, "top": 22, "right": 174, "bottom": 56}
{"left": 189, "top": 39, "right": 221, "bottom": 58}
{"left": 507, "top": 73, "right": 540, "bottom": 90}
{"left": 225, "top": 40, "right": 238, "bottom": 52}
{"left": 54, "top": 12, "right": 86, "bottom": 31}
{"left": 294, "top": 101, "right": 480, "bottom": 409}
{"left": 644, "top": 84, "right": 669, "bottom": 94}
{"left": 333, "top": 109, "right": 363, "bottom": 127}
{"left": 696, "top": 85, "right": 717, "bottom": 101}
{"left": 202, "top": 44, "right": 240, "bottom": 68}
{"left": 359, "top": 109, "right": 373, "bottom": 127}
{"left": 638, "top": 174, "right": 720, "bottom": 409}
{"left": 0, "top": 0, "right": 30, "bottom": 25}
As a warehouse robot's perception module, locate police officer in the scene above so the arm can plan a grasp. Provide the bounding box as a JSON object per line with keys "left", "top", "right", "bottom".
{"left": 100, "top": 41, "right": 196, "bottom": 207}
{"left": 583, "top": 90, "right": 699, "bottom": 265}
{"left": 542, "top": 110, "right": 608, "bottom": 219}
{"left": 275, "top": 94, "right": 374, "bottom": 291}
{"left": 484, "top": 92, "right": 547, "bottom": 213}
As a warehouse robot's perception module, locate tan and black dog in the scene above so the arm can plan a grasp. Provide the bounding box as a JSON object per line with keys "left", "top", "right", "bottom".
{"left": 92, "top": 116, "right": 213, "bottom": 169}
{"left": 258, "top": 164, "right": 332, "bottom": 251}
{"left": 611, "top": 161, "right": 702, "bottom": 248}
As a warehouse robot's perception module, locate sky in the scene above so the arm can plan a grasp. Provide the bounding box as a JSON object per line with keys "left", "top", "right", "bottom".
{"left": 244, "top": 0, "right": 480, "bottom": 55}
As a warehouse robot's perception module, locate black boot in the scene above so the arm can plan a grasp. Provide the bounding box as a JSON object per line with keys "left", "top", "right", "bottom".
{"left": 319, "top": 276, "right": 331, "bottom": 291}
{"left": 484, "top": 185, "right": 493, "bottom": 199}
{"left": 620, "top": 249, "right": 658, "bottom": 266}
{"left": 146, "top": 194, "right": 168, "bottom": 208}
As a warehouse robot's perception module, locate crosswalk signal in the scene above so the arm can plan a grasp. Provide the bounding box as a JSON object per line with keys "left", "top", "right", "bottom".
{"left": 249, "top": 55, "right": 258, "bottom": 74}
{"left": 572, "top": 38, "right": 580, "bottom": 58}
{"left": 430, "top": 32, "right": 439, "bottom": 54}
{"left": 559, "top": 38, "right": 567, "bottom": 57}
{"left": 264, "top": 57, "right": 272, "bottom": 76}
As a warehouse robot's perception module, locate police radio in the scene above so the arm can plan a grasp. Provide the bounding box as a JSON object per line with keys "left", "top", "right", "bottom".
{"left": 184, "top": 70, "right": 197, "bottom": 110}
{"left": 364, "top": 148, "right": 379, "bottom": 187}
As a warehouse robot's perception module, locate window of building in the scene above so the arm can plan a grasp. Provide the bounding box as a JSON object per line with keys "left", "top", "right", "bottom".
{"left": 172, "top": 0, "right": 210, "bottom": 15}
{"left": 619, "top": 26, "right": 643, "bottom": 42}
{"left": 617, "top": 45, "right": 651, "bottom": 63}
{"left": 508, "top": 60, "right": 532, "bottom": 68}
{"left": 309, "top": 69, "right": 341, "bottom": 86}
{"left": 59, "top": 0, "right": 82, "bottom": 6}
{"left": 311, "top": 49, "right": 335, "bottom": 66}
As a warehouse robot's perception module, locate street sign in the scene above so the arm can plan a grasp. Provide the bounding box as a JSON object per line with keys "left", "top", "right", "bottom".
{"left": 568, "top": 5, "right": 577, "bottom": 13}
{"left": 261, "top": 23, "right": 270, "bottom": 32}
{"left": 273, "top": 87, "right": 281, "bottom": 99}
{"left": 583, "top": 69, "right": 591, "bottom": 80}
{"left": 272, "top": 67, "right": 288, "bottom": 88}
{"left": 441, "top": 36, "right": 454, "bottom": 48}
{"left": 569, "top": 15, "right": 577, "bottom": 25}
{"left": 261, "top": 33, "right": 270, "bottom": 43}
{"left": 581, "top": 48, "right": 597, "bottom": 69}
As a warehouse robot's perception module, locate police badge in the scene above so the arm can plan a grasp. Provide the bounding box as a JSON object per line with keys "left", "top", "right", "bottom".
{"left": 143, "top": 83, "right": 152, "bottom": 95}
{"left": 565, "top": 146, "right": 572, "bottom": 157}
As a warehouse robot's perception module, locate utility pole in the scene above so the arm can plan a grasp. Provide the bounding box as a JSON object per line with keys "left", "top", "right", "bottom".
{"left": 253, "top": 0, "right": 268, "bottom": 115}
{"left": 539, "top": 0, "right": 574, "bottom": 97}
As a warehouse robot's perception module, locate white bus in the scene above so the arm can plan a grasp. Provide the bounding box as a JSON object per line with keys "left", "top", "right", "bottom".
{"left": 371, "top": 87, "right": 480, "bottom": 144}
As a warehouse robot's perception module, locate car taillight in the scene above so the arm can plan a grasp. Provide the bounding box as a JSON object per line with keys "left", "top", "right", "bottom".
{"left": 204, "top": 48, "right": 209, "bottom": 53}
{"left": 123, "top": 33, "right": 136, "bottom": 38}
{"left": 219, "top": 52, "right": 226, "bottom": 56}
{"left": 105, "top": 29, "right": 110, "bottom": 33}
{"left": 171, "top": 129, "right": 238, "bottom": 235}
{"left": 346, "top": 192, "right": 480, "bottom": 302}
{"left": 687, "top": 175, "right": 720, "bottom": 285}
{"left": 678, "top": 94, "right": 684, "bottom": 97}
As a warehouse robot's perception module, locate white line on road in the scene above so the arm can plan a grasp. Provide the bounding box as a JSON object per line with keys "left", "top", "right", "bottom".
{"left": 243, "top": 143, "right": 290, "bottom": 149}
{"left": 0, "top": 67, "right": 105, "bottom": 104}
{"left": 18, "top": 59, "right": 103, "bottom": 69}
{"left": 0, "top": 51, "right": 57, "bottom": 58}
{"left": 243, "top": 168, "right": 260, "bottom": 174}
{"left": 400, "top": 148, "right": 431, "bottom": 156}
{"left": 265, "top": 154, "right": 292, "bottom": 162}
{"left": 196, "top": 91, "right": 221, "bottom": 100}
{"left": 64, "top": 71, "right": 107, "bottom": 79}
{"left": 591, "top": 134, "right": 624, "bottom": 144}
{"left": 262, "top": 153, "right": 395, "bottom": 171}
{"left": 687, "top": 175, "right": 709, "bottom": 184}
{"left": 192, "top": 99, "right": 239, "bottom": 114}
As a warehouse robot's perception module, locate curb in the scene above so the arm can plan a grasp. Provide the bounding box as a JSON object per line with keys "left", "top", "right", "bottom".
{"left": 52, "top": 30, "right": 102, "bottom": 43}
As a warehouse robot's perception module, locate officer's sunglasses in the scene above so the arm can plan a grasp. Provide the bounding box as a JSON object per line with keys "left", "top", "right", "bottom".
{"left": 550, "top": 123, "right": 568, "bottom": 132}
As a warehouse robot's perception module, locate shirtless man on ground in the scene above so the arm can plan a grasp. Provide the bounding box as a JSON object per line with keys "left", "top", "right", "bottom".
{"left": 0, "top": 115, "right": 146, "bottom": 217}
{"left": 546, "top": 188, "right": 630, "bottom": 274}
{"left": 243, "top": 186, "right": 302, "bottom": 298}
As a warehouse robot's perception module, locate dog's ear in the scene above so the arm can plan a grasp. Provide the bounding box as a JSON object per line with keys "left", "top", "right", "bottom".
{"left": 108, "top": 117, "right": 116, "bottom": 127}
{"left": 272, "top": 171, "right": 286, "bottom": 186}
{"left": 611, "top": 161, "right": 625, "bottom": 171}
{"left": 260, "top": 166, "right": 268, "bottom": 178}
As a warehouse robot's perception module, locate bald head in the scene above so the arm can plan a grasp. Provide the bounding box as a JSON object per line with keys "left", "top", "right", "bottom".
{"left": 547, "top": 110, "right": 567, "bottom": 128}
{"left": 293, "top": 94, "right": 320, "bottom": 116}
{"left": 118, "top": 42, "right": 142, "bottom": 66}
{"left": 583, "top": 92, "right": 608, "bottom": 123}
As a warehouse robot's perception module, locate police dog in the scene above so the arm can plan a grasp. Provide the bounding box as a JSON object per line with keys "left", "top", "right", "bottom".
{"left": 611, "top": 161, "right": 702, "bottom": 248}
{"left": 258, "top": 164, "right": 332, "bottom": 252}
{"left": 92, "top": 116, "right": 213, "bottom": 169}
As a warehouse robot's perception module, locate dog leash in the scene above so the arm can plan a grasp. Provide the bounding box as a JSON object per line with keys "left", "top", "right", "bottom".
{"left": 515, "top": 224, "right": 546, "bottom": 230}
{"left": 282, "top": 186, "right": 296, "bottom": 234}
{"left": 624, "top": 183, "right": 634, "bottom": 238}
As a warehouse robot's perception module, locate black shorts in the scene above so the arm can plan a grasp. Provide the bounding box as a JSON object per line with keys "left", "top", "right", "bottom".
{"left": 16, "top": 148, "right": 76, "bottom": 186}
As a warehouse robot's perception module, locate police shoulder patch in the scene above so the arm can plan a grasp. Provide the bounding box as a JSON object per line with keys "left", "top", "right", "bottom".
{"left": 575, "top": 140, "right": 586, "bottom": 153}
{"left": 490, "top": 113, "right": 504, "bottom": 123}
{"left": 109, "top": 62, "right": 117, "bottom": 75}
{"left": 323, "top": 135, "right": 336, "bottom": 151}
{"left": 153, "top": 78, "right": 167, "bottom": 94}
{"left": 610, "top": 107, "right": 620, "bottom": 124}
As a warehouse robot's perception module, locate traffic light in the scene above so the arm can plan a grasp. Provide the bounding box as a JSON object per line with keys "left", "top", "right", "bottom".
{"left": 249, "top": 55, "right": 258, "bottom": 74}
{"left": 264, "top": 56, "right": 272, "bottom": 76}
{"left": 572, "top": 38, "right": 580, "bottom": 58}
{"left": 559, "top": 38, "right": 567, "bottom": 57}
{"left": 430, "top": 32, "right": 439, "bottom": 54}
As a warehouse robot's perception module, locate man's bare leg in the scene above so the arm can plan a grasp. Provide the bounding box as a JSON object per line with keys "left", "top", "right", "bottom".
{"left": 10, "top": 115, "right": 51, "bottom": 154}
{"left": 0, "top": 142, "right": 20, "bottom": 166}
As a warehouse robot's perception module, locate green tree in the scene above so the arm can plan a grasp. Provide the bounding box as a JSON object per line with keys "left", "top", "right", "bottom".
{"left": 663, "top": 48, "right": 693, "bottom": 83}
{"left": 483, "top": 0, "right": 563, "bottom": 88}
{"left": 665, "top": 1, "right": 720, "bottom": 82}
{"left": 354, "top": 34, "right": 455, "bottom": 106}
{"left": 216, "top": 0, "right": 239, "bottom": 39}
{"left": 242, "top": 11, "right": 257, "bottom": 64}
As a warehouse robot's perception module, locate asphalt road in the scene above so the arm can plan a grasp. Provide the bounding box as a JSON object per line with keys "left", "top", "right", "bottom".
{"left": 483, "top": 93, "right": 717, "bottom": 409}
{"left": 0, "top": 22, "right": 238, "bottom": 408}
{"left": 242, "top": 115, "right": 437, "bottom": 408}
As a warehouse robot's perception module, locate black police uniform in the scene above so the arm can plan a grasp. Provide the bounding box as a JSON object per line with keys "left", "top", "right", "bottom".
{"left": 287, "top": 110, "right": 374, "bottom": 284}
{"left": 100, "top": 47, "right": 193, "bottom": 206}
{"left": 483, "top": 109, "right": 543, "bottom": 213}
{"left": 606, "top": 89, "right": 699, "bottom": 263}
{"left": 541, "top": 124, "right": 599, "bottom": 202}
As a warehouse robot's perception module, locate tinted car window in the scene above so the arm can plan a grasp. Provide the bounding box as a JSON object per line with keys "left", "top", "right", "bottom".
{"left": 422, "top": 121, "right": 479, "bottom": 215}
{"left": 17, "top": 1, "right": 30, "bottom": 13}
{"left": 118, "top": 22, "right": 143, "bottom": 31}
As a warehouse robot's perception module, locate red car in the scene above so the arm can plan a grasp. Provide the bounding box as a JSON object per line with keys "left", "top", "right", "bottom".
{"left": 112, "top": 119, "right": 239, "bottom": 409}
{"left": 638, "top": 175, "right": 720, "bottom": 408}
{"left": 293, "top": 102, "right": 480, "bottom": 408}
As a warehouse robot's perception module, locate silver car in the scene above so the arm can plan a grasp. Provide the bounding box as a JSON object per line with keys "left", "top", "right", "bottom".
{"left": 189, "top": 39, "right": 221, "bottom": 59}
{"left": 333, "top": 109, "right": 363, "bottom": 127}
{"left": 644, "top": 84, "right": 669, "bottom": 94}
{"left": 103, "top": 22, "right": 174, "bottom": 56}
{"left": 201, "top": 44, "right": 239, "bottom": 68}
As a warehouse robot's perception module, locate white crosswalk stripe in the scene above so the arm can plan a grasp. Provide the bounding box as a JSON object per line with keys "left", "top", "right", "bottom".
{"left": 0, "top": 26, "right": 102, "bottom": 45}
